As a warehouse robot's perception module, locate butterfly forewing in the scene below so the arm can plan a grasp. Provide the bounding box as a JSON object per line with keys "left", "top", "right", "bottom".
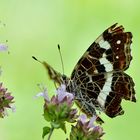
{"left": 71, "top": 23, "right": 132, "bottom": 77}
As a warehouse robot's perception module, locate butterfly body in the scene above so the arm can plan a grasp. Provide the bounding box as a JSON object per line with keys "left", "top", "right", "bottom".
{"left": 42, "top": 23, "right": 136, "bottom": 119}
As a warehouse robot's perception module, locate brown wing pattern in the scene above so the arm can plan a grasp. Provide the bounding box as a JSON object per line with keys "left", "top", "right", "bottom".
{"left": 70, "top": 23, "right": 136, "bottom": 118}
{"left": 104, "top": 72, "right": 136, "bottom": 117}
{"left": 71, "top": 23, "right": 132, "bottom": 78}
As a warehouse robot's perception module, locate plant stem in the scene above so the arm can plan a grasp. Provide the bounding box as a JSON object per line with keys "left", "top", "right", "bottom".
{"left": 48, "top": 127, "right": 54, "bottom": 140}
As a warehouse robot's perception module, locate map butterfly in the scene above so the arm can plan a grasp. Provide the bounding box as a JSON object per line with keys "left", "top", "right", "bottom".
{"left": 34, "top": 23, "right": 136, "bottom": 121}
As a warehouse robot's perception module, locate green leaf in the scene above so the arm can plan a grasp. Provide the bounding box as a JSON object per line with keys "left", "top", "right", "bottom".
{"left": 44, "top": 104, "right": 57, "bottom": 122}
{"left": 43, "top": 109, "right": 52, "bottom": 122}
{"left": 42, "top": 126, "right": 51, "bottom": 139}
{"left": 60, "top": 122, "right": 66, "bottom": 133}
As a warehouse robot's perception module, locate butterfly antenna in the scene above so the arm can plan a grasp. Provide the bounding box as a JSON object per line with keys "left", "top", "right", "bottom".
{"left": 32, "top": 56, "right": 42, "bottom": 64}
{"left": 57, "top": 44, "right": 65, "bottom": 75}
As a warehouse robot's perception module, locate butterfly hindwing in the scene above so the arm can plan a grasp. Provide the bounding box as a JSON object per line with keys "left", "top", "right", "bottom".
{"left": 104, "top": 72, "right": 136, "bottom": 117}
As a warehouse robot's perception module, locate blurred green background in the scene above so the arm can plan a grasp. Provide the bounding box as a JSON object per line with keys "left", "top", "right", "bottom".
{"left": 0, "top": 0, "right": 139, "bottom": 140}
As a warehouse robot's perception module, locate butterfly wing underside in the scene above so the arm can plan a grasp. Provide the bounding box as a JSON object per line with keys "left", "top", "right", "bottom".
{"left": 70, "top": 23, "right": 136, "bottom": 117}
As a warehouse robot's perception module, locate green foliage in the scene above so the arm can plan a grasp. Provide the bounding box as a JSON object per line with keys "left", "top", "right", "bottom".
{"left": 42, "top": 126, "right": 51, "bottom": 139}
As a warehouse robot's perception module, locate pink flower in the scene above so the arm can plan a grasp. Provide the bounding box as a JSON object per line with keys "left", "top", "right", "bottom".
{"left": 0, "top": 83, "right": 15, "bottom": 118}
{"left": 0, "top": 44, "right": 8, "bottom": 51}
{"left": 79, "top": 114, "right": 96, "bottom": 129}
{"left": 56, "top": 84, "right": 74, "bottom": 102}
{"left": 70, "top": 114, "right": 104, "bottom": 140}
{"left": 36, "top": 84, "right": 78, "bottom": 123}
{"left": 35, "top": 84, "right": 50, "bottom": 102}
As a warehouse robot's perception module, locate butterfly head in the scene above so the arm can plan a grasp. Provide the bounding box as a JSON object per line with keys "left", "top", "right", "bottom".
{"left": 42, "top": 61, "right": 70, "bottom": 86}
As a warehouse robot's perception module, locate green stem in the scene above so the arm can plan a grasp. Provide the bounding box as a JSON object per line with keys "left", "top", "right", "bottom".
{"left": 48, "top": 127, "right": 54, "bottom": 140}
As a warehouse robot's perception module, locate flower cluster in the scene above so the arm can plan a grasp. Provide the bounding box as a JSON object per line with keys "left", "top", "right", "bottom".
{"left": 36, "top": 84, "right": 78, "bottom": 138}
{"left": 36, "top": 84, "right": 104, "bottom": 140}
{"left": 70, "top": 114, "right": 104, "bottom": 140}
{"left": 43, "top": 85, "right": 78, "bottom": 124}
{"left": 0, "top": 44, "right": 15, "bottom": 118}
{"left": 0, "top": 83, "right": 15, "bottom": 118}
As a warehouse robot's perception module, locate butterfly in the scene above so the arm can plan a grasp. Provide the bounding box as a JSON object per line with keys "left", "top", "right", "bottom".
{"left": 33, "top": 23, "right": 136, "bottom": 122}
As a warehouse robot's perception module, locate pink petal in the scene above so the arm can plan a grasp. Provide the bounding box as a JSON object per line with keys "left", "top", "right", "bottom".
{"left": 79, "top": 114, "right": 87, "bottom": 124}
{"left": 35, "top": 91, "right": 50, "bottom": 102}
{"left": 87, "top": 116, "right": 96, "bottom": 129}
{"left": 0, "top": 44, "right": 8, "bottom": 51}
{"left": 56, "top": 84, "right": 74, "bottom": 102}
